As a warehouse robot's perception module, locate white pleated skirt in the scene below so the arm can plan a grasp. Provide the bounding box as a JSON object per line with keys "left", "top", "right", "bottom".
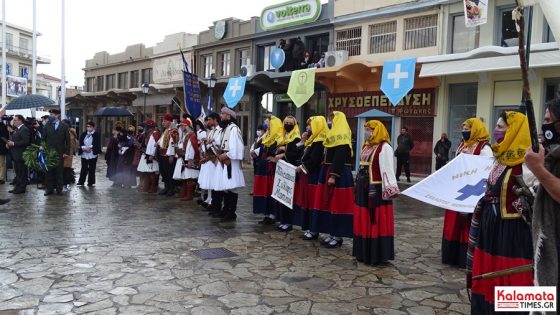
{"left": 197, "top": 161, "right": 215, "bottom": 189}
{"left": 172, "top": 158, "right": 200, "bottom": 180}
{"left": 215, "top": 160, "right": 245, "bottom": 191}
{"left": 137, "top": 154, "right": 159, "bottom": 173}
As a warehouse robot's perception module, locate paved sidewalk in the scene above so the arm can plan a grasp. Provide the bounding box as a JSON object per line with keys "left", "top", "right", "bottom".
{"left": 0, "top": 163, "right": 469, "bottom": 315}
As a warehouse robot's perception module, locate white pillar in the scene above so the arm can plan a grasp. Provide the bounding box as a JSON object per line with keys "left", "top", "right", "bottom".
{"left": 1, "top": 0, "right": 6, "bottom": 109}
{"left": 32, "top": 0, "right": 37, "bottom": 94}
{"left": 60, "top": 0, "right": 66, "bottom": 118}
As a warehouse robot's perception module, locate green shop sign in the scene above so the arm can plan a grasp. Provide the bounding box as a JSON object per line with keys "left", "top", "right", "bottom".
{"left": 260, "top": 0, "right": 321, "bottom": 31}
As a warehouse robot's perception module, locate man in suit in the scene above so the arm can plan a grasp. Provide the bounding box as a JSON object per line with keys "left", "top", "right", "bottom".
{"left": 7, "top": 115, "right": 30, "bottom": 194}
{"left": 43, "top": 109, "right": 70, "bottom": 196}
{"left": 77, "top": 121, "right": 101, "bottom": 186}
{"left": 0, "top": 117, "right": 10, "bottom": 184}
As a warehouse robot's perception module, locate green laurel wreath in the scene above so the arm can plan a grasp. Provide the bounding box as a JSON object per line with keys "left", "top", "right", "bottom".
{"left": 23, "top": 143, "right": 60, "bottom": 173}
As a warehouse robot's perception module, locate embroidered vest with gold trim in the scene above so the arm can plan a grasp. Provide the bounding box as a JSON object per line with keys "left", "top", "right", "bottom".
{"left": 488, "top": 163, "right": 523, "bottom": 219}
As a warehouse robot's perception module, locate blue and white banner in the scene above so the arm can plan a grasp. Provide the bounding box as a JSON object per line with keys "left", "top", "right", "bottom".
{"left": 380, "top": 57, "right": 416, "bottom": 106}
{"left": 402, "top": 154, "right": 495, "bottom": 213}
{"left": 223, "top": 77, "right": 247, "bottom": 109}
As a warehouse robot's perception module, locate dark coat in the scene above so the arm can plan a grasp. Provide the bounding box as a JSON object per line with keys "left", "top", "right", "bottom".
{"left": 78, "top": 131, "right": 101, "bottom": 156}
{"left": 10, "top": 124, "right": 31, "bottom": 161}
{"left": 0, "top": 122, "right": 9, "bottom": 155}
{"left": 434, "top": 138, "right": 452, "bottom": 161}
{"left": 43, "top": 121, "right": 70, "bottom": 156}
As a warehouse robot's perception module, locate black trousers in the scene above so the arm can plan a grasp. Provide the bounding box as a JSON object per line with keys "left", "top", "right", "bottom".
{"left": 78, "top": 157, "right": 97, "bottom": 185}
{"left": 46, "top": 158, "right": 64, "bottom": 192}
{"left": 395, "top": 152, "right": 411, "bottom": 179}
{"left": 13, "top": 159, "right": 28, "bottom": 192}
{"left": 158, "top": 156, "right": 175, "bottom": 191}
{"left": 435, "top": 158, "right": 447, "bottom": 171}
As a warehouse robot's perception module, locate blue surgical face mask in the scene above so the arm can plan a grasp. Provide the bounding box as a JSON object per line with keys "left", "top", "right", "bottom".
{"left": 48, "top": 116, "right": 55, "bottom": 123}
{"left": 327, "top": 122, "right": 332, "bottom": 129}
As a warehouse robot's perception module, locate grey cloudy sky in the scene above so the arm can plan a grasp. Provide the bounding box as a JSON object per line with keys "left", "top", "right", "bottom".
{"left": 6, "top": 0, "right": 317, "bottom": 87}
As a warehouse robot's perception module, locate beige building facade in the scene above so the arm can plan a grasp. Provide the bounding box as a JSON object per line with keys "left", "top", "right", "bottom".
{"left": 72, "top": 33, "right": 197, "bottom": 143}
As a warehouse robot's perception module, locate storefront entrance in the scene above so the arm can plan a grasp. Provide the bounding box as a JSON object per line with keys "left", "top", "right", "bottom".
{"left": 400, "top": 117, "right": 434, "bottom": 176}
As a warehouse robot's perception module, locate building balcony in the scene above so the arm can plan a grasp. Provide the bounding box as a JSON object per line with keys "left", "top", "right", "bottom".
{"left": 0, "top": 44, "right": 51, "bottom": 64}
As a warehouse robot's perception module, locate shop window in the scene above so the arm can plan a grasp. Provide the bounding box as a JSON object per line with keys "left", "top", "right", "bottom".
{"left": 401, "top": 117, "right": 434, "bottom": 176}
{"left": 450, "top": 14, "right": 479, "bottom": 53}
{"left": 369, "top": 21, "right": 397, "bottom": 54}
{"left": 448, "top": 83, "right": 478, "bottom": 154}
{"left": 202, "top": 54, "right": 213, "bottom": 78}
{"left": 218, "top": 51, "right": 231, "bottom": 77}
{"left": 118, "top": 72, "right": 128, "bottom": 89}
{"left": 403, "top": 14, "right": 438, "bottom": 50}
{"left": 105, "top": 74, "right": 115, "bottom": 90}
{"left": 336, "top": 27, "right": 362, "bottom": 56}
{"left": 96, "top": 76, "right": 104, "bottom": 92}
{"left": 130, "top": 70, "right": 139, "bottom": 88}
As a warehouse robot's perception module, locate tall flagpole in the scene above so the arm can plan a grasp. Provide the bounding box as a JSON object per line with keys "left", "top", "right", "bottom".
{"left": 60, "top": 0, "right": 66, "bottom": 118}
{"left": 1, "top": 0, "right": 6, "bottom": 109}
{"left": 32, "top": 0, "right": 37, "bottom": 94}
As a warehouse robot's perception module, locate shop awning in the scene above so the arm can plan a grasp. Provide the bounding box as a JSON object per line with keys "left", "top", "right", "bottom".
{"left": 132, "top": 94, "right": 176, "bottom": 107}
{"left": 419, "top": 43, "right": 560, "bottom": 77}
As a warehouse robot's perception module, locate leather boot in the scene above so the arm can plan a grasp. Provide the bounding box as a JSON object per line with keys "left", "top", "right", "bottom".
{"left": 176, "top": 181, "right": 187, "bottom": 198}
{"left": 141, "top": 175, "right": 150, "bottom": 192}
{"left": 208, "top": 191, "right": 223, "bottom": 216}
{"left": 181, "top": 180, "right": 194, "bottom": 201}
{"left": 149, "top": 174, "right": 159, "bottom": 193}
{"left": 221, "top": 192, "right": 238, "bottom": 222}
{"left": 213, "top": 192, "right": 230, "bottom": 218}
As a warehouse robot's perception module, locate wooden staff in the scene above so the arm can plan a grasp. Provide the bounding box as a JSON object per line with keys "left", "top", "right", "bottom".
{"left": 514, "top": 2, "right": 540, "bottom": 153}
{"left": 472, "top": 264, "right": 533, "bottom": 280}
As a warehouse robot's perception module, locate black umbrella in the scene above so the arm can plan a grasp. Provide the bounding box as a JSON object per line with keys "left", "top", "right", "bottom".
{"left": 5, "top": 94, "right": 56, "bottom": 110}
{"left": 93, "top": 106, "right": 133, "bottom": 117}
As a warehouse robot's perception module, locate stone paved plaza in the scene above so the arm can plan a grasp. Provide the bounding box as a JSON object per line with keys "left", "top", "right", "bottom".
{"left": 0, "top": 164, "right": 470, "bottom": 315}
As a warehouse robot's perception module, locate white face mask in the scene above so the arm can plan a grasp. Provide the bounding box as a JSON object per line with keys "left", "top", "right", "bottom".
{"left": 87, "top": 127, "right": 94, "bottom": 133}
{"left": 364, "top": 130, "right": 372, "bottom": 139}
{"left": 256, "top": 130, "right": 263, "bottom": 137}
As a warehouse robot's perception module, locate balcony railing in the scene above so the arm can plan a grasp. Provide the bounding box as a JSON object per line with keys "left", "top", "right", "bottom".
{"left": 0, "top": 42, "right": 51, "bottom": 63}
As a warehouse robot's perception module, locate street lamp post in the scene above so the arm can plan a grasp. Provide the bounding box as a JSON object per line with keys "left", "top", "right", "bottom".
{"left": 141, "top": 82, "right": 149, "bottom": 122}
{"left": 206, "top": 73, "right": 217, "bottom": 112}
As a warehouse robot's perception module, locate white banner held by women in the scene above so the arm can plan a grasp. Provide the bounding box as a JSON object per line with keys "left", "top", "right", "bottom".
{"left": 271, "top": 160, "right": 297, "bottom": 209}
{"left": 402, "top": 154, "right": 495, "bottom": 213}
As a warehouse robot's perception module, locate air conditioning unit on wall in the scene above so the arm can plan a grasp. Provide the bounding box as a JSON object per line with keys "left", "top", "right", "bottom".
{"left": 240, "top": 64, "right": 256, "bottom": 77}
{"left": 325, "top": 50, "right": 349, "bottom": 67}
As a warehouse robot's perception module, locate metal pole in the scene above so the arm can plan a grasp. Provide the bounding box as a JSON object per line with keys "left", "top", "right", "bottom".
{"left": 143, "top": 93, "right": 146, "bottom": 122}
{"left": 32, "top": 0, "right": 36, "bottom": 94}
{"left": 1, "top": 0, "right": 6, "bottom": 109}
{"left": 60, "top": 0, "right": 66, "bottom": 119}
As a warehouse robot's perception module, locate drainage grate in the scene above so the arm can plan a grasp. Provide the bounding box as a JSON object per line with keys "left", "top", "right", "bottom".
{"left": 191, "top": 247, "right": 238, "bottom": 260}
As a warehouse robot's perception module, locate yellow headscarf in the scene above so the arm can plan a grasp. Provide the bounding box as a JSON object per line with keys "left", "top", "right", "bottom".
{"left": 365, "top": 120, "right": 391, "bottom": 146}
{"left": 261, "top": 116, "right": 284, "bottom": 147}
{"left": 491, "top": 111, "right": 531, "bottom": 167}
{"left": 462, "top": 118, "right": 490, "bottom": 148}
{"left": 324, "top": 111, "right": 353, "bottom": 155}
{"left": 304, "top": 116, "right": 328, "bottom": 147}
{"left": 282, "top": 116, "right": 301, "bottom": 145}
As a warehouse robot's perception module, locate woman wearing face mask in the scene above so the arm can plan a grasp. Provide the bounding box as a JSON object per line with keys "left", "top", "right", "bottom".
{"left": 294, "top": 116, "right": 327, "bottom": 240}
{"left": 353, "top": 120, "right": 399, "bottom": 265}
{"left": 253, "top": 116, "right": 284, "bottom": 225}
{"left": 442, "top": 118, "right": 492, "bottom": 269}
{"left": 467, "top": 111, "right": 534, "bottom": 314}
{"left": 314, "top": 111, "right": 354, "bottom": 248}
{"left": 112, "top": 126, "right": 137, "bottom": 188}
{"left": 77, "top": 121, "right": 101, "bottom": 187}
{"left": 273, "top": 116, "right": 303, "bottom": 232}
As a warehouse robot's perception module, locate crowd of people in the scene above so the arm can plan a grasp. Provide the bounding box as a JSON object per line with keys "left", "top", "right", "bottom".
{"left": 2, "top": 96, "right": 560, "bottom": 314}
{"left": 0, "top": 109, "right": 79, "bottom": 202}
